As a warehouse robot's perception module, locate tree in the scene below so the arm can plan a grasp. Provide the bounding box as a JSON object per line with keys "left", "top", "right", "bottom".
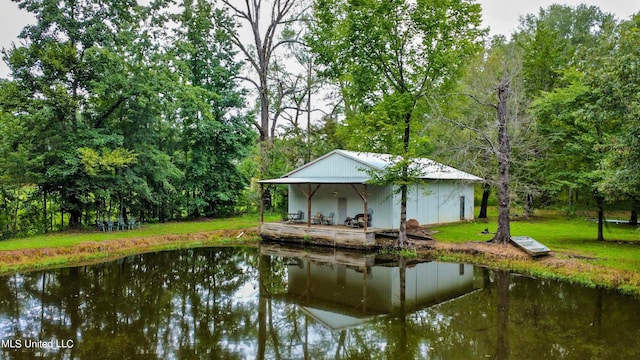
{"left": 592, "top": 14, "right": 640, "bottom": 225}
{"left": 431, "top": 35, "right": 533, "bottom": 244}
{"left": 172, "top": 0, "right": 254, "bottom": 217}
{"left": 1, "top": 0, "right": 154, "bottom": 226}
{"left": 309, "top": 0, "right": 484, "bottom": 246}
{"left": 515, "top": 5, "right": 616, "bottom": 219}
{"left": 530, "top": 68, "right": 616, "bottom": 241}
{"left": 517, "top": 4, "right": 616, "bottom": 97}
{"left": 493, "top": 79, "right": 512, "bottom": 244}
{"left": 220, "top": 0, "right": 304, "bottom": 142}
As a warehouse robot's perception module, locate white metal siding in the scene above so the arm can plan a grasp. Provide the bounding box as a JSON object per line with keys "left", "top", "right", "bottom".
{"left": 290, "top": 152, "right": 373, "bottom": 179}
{"left": 395, "top": 180, "right": 475, "bottom": 227}
{"left": 288, "top": 183, "right": 394, "bottom": 227}
{"left": 436, "top": 181, "right": 475, "bottom": 223}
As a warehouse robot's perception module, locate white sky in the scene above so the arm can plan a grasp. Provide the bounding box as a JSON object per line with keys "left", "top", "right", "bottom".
{"left": 0, "top": 0, "right": 638, "bottom": 78}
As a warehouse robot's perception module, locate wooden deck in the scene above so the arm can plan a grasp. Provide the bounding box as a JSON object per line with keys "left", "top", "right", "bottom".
{"left": 260, "top": 243, "right": 377, "bottom": 268}
{"left": 259, "top": 222, "right": 380, "bottom": 249}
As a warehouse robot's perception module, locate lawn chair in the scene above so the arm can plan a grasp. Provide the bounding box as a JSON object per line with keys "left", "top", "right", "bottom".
{"left": 287, "top": 210, "right": 304, "bottom": 223}
{"left": 322, "top": 212, "right": 335, "bottom": 225}
{"left": 312, "top": 212, "right": 324, "bottom": 225}
{"left": 128, "top": 217, "right": 136, "bottom": 230}
{"left": 117, "top": 217, "right": 126, "bottom": 230}
{"left": 107, "top": 220, "right": 114, "bottom": 232}
{"left": 345, "top": 215, "right": 360, "bottom": 228}
{"left": 96, "top": 220, "right": 105, "bottom": 232}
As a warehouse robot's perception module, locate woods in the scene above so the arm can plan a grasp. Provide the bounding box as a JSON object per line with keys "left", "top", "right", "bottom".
{"left": 0, "top": 0, "right": 639, "bottom": 243}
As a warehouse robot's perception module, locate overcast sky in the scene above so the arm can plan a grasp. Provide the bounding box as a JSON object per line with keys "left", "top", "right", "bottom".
{"left": 1, "top": 0, "right": 638, "bottom": 78}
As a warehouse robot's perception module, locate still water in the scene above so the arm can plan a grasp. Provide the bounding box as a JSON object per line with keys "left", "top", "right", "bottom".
{"left": 1, "top": 245, "right": 640, "bottom": 359}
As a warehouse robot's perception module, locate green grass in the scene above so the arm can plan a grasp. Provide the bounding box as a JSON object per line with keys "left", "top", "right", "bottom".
{"left": 431, "top": 208, "right": 640, "bottom": 272}
{"left": 0, "top": 213, "right": 280, "bottom": 252}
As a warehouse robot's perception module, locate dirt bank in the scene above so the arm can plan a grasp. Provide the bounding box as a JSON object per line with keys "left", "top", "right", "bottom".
{"left": 0, "top": 228, "right": 259, "bottom": 273}
{"left": 411, "top": 237, "right": 640, "bottom": 295}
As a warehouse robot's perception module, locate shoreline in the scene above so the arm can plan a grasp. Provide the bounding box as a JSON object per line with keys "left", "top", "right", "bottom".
{"left": 413, "top": 239, "right": 640, "bottom": 297}
{"left": 0, "top": 228, "right": 260, "bottom": 275}
{"left": 1, "top": 229, "right": 639, "bottom": 297}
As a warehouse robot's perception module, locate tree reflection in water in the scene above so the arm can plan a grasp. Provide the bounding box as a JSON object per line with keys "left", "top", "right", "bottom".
{"left": 1, "top": 245, "right": 640, "bottom": 359}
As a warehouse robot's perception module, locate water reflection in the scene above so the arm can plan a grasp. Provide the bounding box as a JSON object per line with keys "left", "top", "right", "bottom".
{"left": 261, "top": 244, "right": 476, "bottom": 330}
{"left": 1, "top": 245, "right": 640, "bottom": 359}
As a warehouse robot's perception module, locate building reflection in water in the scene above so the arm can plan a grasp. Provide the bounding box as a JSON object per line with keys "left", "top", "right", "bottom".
{"left": 260, "top": 244, "right": 477, "bottom": 331}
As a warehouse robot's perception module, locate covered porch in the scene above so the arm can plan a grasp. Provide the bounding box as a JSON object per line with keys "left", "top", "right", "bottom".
{"left": 258, "top": 178, "right": 379, "bottom": 249}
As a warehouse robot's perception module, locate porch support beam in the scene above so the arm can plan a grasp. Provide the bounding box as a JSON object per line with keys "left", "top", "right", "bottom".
{"left": 260, "top": 183, "right": 264, "bottom": 224}
{"left": 350, "top": 184, "right": 369, "bottom": 231}
{"left": 298, "top": 184, "right": 322, "bottom": 227}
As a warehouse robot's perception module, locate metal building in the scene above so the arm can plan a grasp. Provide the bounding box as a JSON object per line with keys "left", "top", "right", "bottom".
{"left": 259, "top": 149, "right": 482, "bottom": 230}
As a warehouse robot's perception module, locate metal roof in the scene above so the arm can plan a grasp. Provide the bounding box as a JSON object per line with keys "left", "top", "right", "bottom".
{"left": 259, "top": 149, "right": 483, "bottom": 184}
{"left": 258, "top": 176, "right": 369, "bottom": 184}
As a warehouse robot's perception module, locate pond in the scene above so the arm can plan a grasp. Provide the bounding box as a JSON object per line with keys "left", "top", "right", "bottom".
{"left": 1, "top": 244, "right": 640, "bottom": 359}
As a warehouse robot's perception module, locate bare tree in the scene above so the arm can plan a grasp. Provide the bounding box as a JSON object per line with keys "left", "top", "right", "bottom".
{"left": 493, "top": 79, "right": 511, "bottom": 244}
{"left": 221, "top": 0, "right": 305, "bottom": 142}
{"left": 430, "top": 40, "right": 529, "bottom": 245}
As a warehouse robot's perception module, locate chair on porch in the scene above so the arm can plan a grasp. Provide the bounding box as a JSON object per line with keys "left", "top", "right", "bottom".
{"left": 312, "top": 212, "right": 324, "bottom": 225}
{"left": 322, "top": 212, "right": 335, "bottom": 225}
{"left": 358, "top": 208, "right": 373, "bottom": 227}
{"left": 287, "top": 210, "right": 304, "bottom": 223}
{"left": 345, "top": 215, "right": 361, "bottom": 228}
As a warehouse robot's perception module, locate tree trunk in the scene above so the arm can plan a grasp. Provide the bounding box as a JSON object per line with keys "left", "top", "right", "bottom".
{"left": 398, "top": 183, "right": 408, "bottom": 247}
{"left": 596, "top": 194, "right": 605, "bottom": 241}
{"left": 69, "top": 209, "right": 81, "bottom": 227}
{"left": 523, "top": 191, "right": 534, "bottom": 218}
{"left": 478, "top": 183, "right": 490, "bottom": 219}
{"left": 397, "top": 105, "right": 413, "bottom": 248}
{"left": 43, "top": 190, "right": 48, "bottom": 233}
{"left": 630, "top": 199, "right": 638, "bottom": 226}
{"left": 493, "top": 79, "right": 511, "bottom": 244}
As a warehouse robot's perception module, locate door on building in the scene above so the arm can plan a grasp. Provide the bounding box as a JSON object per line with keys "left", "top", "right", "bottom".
{"left": 460, "top": 196, "right": 466, "bottom": 220}
{"left": 338, "top": 198, "right": 347, "bottom": 225}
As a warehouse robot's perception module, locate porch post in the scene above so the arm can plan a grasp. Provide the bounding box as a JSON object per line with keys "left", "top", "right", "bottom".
{"left": 307, "top": 183, "right": 312, "bottom": 227}
{"left": 259, "top": 183, "right": 265, "bottom": 224}
{"left": 298, "top": 184, "right": 322, "bottom": 227}
{"left": 351, "top": 184, "right": 369, "bottom": 232}
{"left": 363, "top": 184, "right": 368, "bottom": 232}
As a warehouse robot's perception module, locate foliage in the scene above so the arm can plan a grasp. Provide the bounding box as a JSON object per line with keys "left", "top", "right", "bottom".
{"left": 0, "top": 0, "right": 255, "bottom": 238}
{"left": 309, "top": 0, "right": 485, "bottom": 245}
{"left": 593, "top": 14, "right": 640, "bottom": 203}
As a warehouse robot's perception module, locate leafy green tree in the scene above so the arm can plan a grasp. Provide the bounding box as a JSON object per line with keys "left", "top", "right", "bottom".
{"left": 516, "top": 4, "right": 616, "bottom": 97}
{"left": 515, "top": 4, "right": 618, "bottom": 220}
{"left": 593, "top": 14, "right": 640, "bottom": 224}
{"left": 1, "top": 0, "right": 152, "bottom": 226}
{"left": 530, "top": 68, "right": 618, "bottom": 241}
{"left": 309, "top": 0, "right": 484, "bottom": 246}
{"left": 172, "top": 0, "right": 254, "bottom": 217}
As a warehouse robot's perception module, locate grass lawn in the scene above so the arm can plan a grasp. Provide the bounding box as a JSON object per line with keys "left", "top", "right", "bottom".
{"left": 0, "top": 213, "right": 280, "bottom": 252}
{"left": 431, "top": 207, "right": 640, "bottom": 272}
{"left": 0, "top": 213, "right": 285, "bottom": 274}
